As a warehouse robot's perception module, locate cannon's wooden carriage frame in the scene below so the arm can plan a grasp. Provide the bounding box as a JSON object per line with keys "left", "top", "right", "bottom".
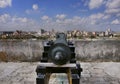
{"left": 36, "top": 39, "right": 82, "bottom": 84}
{"left": 36, "top": 63, "right": 82, "bottom": 84}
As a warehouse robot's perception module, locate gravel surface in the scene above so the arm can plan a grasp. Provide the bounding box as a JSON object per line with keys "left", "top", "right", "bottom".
{"left": 0, "top": 62, "right": 120, "bottom": 84}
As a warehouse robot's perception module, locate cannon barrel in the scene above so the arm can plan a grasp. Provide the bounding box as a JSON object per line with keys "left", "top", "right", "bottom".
{"left": 48, "top": 33, "right": 71, "bottom": 65}
{"left": 41, "top": 33, "right": 76, "bottom": 65}
{"left": 36, "top": 33, "right": 82, "bottom": 84}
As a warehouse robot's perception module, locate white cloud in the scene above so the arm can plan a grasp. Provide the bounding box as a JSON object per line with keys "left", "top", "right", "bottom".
{"left": 111, "top": 19, "right": 120, "bottom": 25}
{"left": 40, "top": 15, "right": 97, "bottom": 31}
{"left": 105, "top": 8, "right": 120, "bottom": 14}
{"left": 56, "top": 14, "right": 66, "bottom": 19}
{"left": 89, "top": 13, "right": 104, "bottom": 19}
{"left": 25, "top": 9, "right": 40, "bottom": 14}
{"left": 87, "top": 0, "right": 120, "bottom": 18}
{"left": 117, "top": 13, "right": 120, "bottom": 17}
{"left": 0, "top": 13, "right": 120, "bottom": 31}
{"left": 12, "top": 17, "right": 28, "bottom": 23}
{"left": 26, "top": 4, "right": 40, "bottom": 14}
{"left": 106, "top": 0, "right": 120, "bottom": 9}
{"left": 89, "top": 13, "right": 110, "bottom": 21}
{"left": 0, "top": 14, "right": 11, "bottom": 23}
{"left": 0, "top": 14, "right": 39, "bottom": 31}
{"left": 41, "top": 15, "right": 50, "bottom": 20}
{"left": 90, "top": 20, "right": 97, "bottom": 25}
{"left": 89, "top": 0, "right": 103, "bottom": 9}
{"left": 105, "top": 0, "right": 120, "bottom": 16}
{"left": 32, "top": 4, "right": 38, "bottom": 10}
{"left": 0, "top": 0, "right": 12, "bottom": 8}
{"left": 103, "top": 15, "right": 111, "bottom": 19}
{"left": 88, "top": 13, "right": 113, "bottom": 25}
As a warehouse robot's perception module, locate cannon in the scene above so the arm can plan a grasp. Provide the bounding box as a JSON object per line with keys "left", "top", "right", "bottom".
{"left": 36, "top": 33, "right": 82, "bottom": 84}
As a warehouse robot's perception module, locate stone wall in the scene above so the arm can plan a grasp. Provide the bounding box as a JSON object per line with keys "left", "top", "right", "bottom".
{"left": 0, "top": 40, "right": 120, "bottom": 62}
{"left": 75, "top": 40, "right": 120, "bottom": 62}
{"left": 0, "top": 40, "right": 43, "bottom": 62}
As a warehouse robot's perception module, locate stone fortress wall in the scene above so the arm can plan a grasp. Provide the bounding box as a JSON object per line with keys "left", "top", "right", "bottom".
{"left": 0, "top": 40, "right": 120, "bottom": 62}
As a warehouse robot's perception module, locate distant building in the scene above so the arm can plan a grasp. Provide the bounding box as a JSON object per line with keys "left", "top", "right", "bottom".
{"left": 76, "top": 30, "right": 81, "bottom": 37}
{"left": 37, "top": 30, "right": 42, "bottom": 36}
{"left": 105, "top": 28, "right": 113, "bottom": 36}
{"left": 105, "top": 30, "right": 109, "bottom": 36}
{"left": 0, "top": 31, "right": 3, "bottom": 35}
{"left": 99, "top": 32, "right": 105, "bottom": 37}
{"left": 82, "top": 31, "right": 88, "bottom": 36}
{"left": 107, "top": 28, "right": 111, "bottom": 32}
{"left": 67, "top": 31, "right": 72, "bottom": 38}
{"left": 92, "top": 32, "right": 97, "bottom": 36}
{"left": 113, "top": 32, "right": 120, "bottom": 37}
{"left": 3, "top": 31, "right": 14, "bottom": 36}
{"left": 41, "top": 29, "right": 46, "bottom": 34}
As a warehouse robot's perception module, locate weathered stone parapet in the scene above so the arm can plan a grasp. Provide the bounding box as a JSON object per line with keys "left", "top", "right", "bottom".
{"left": 0, "top": 40, "right": 120, "bottom": 62}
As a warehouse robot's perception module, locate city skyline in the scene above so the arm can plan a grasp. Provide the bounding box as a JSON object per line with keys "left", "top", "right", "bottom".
{"left": 0, "top": 0, "right": 120, "bottom": 31}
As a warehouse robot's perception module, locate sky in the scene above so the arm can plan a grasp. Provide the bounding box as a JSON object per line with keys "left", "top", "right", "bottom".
{"left": 0, "top": 0, "right": 120, "bottom": 32}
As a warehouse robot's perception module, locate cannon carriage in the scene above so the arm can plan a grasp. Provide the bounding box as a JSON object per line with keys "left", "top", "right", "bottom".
{"left": 36, "top": 33, "right": 82, "bottom": 84}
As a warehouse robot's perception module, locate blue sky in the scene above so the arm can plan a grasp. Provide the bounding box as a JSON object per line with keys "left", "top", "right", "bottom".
{"left": 0, "top": 0, "right": 120, "bottom": 31}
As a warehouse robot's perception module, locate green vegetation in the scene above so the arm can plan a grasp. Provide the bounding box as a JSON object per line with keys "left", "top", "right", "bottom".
{"left": 78, "top": 35, "right": 84, "bottom": 39}
{"left": 35, "top": 36, "right": 49, "bottom": 40}
{"left": 89, "top": 35, "right": 96, "bottom": 39}
{"left": 0, "top": 35, "right": 50, "bottom": 40}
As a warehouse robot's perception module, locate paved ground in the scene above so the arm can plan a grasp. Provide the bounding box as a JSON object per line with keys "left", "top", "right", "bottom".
{"left": 80, "top": 62, "right": 120, "bottom": 84}
{"left": 0, "top": 62, "right": 120, "bottom": 84}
